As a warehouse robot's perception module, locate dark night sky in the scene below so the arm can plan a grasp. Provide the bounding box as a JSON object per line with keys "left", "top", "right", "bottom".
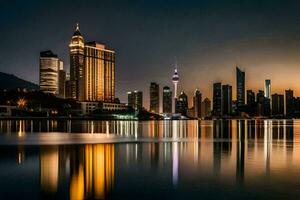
{"left": 1, "top": 0, "right": 300, "bottom": 108}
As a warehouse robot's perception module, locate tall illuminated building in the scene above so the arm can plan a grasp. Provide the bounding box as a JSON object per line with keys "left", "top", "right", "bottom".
{"left": 163, "top": 86, "right": 172, "bottom": 113}
{"left": 172, "top": 65, "right": 179, "bottom": 113}
{"left": 39, "top": 50, "right": 62, "bottom": 95}
{"left": 69, "top": 24, "right": 115, "bottom": 102}
{"left": 193, "top": 89, "right": 202, "bottom": 118}
{"left": 69, "top": 23, "right": 85, "bottom": 101}
{"left": 84, "top": 42, "right": 115, "bottom": 102}
{"left": 58, "top": 61, "right": 66, "bottom": 98}
{"left": 264, "top": 79, "right": 271, "bottom": 99}
{"left": 236, "top": 66, "right": 245, "bottom": 109}
{"left": 150, "top": 82, "right": 159, "bottom": 113}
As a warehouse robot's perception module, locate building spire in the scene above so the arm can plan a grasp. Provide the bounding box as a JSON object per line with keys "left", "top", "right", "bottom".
{"left": 76, "top": 23, "right": 80, "bottom": 31}
{"left": 174, "top": 58, "right": 178, "bottom": 73}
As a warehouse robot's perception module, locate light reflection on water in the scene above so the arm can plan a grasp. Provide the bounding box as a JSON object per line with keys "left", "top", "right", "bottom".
{"left": 0, "top": 120, "right": 299, "bottom": 199}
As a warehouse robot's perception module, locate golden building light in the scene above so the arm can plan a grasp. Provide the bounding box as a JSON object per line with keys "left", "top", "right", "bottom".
{"left": 17, "top": 97, "right": 27, "bottom": 108}
{"left": 69, "top": 24, "right": 115, "bottom": 102}
{"left": 69, "top": 23, "right": 85, "bottom": 101}
{"left": 39, "top": 50, "right": 63, "bottom": 95}
{"left": 84, "top": 42, "right": 115, "bottom": 102}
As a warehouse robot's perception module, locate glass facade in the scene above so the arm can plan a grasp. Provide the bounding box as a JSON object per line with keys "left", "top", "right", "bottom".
{"left": 84, "top": 43, "right": 115, "bottom": 102}
{"left": 69, "top": 25, "right": 115, "bottom": 102}
{"left": 39, "top": 50, "right": 61, "bottom": 95}
{"left": 163, "top": 86, "right": 172, "bottom": 113}
{"left": 236, "top": 67, "right": 245, "bottom": 108}
{"left": 150, "top": 82, "right": 159, "bottom": 113}
{"left": 69, "top": 24, "right": 85, "bottom": 101}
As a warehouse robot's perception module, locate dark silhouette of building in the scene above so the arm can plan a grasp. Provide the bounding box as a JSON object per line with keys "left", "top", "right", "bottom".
{"left": 127, "top": 91, "right": 143, "bottom": 110}
{"left": 162, "top": 86, "right": 172, "bottom": 113}
{"left": 213, "top": 82, "right": 222, "bottom": 117}
{"left": 221, "top": 84, "right": 232, "bottom": 116}
{"left": 150, "top": 82, "right": 159, "bottom": 113}
{"left": 236, "top": 67, "right": 245, "bottom": 110}
{"left": 201, "top": 98, "right": 211, "bottom": 118}
{"left": 272, "top": 93, "right": 284, "bottom": 116}
{"left": 58, "top": 62, "right": 66, "bottom": 98}
{"left": 246, "top": 90, "right": 256, "bottom": 116}
{"left": 247, "top": 90, "right": 255, "bottom": 105}
{"left": 285, "top": 89, "right": 294, "bottom": 117}
{"left": 257, "top": 90, "right": 270, "bottom": 116}
{"left": 193, "top": 89, "right": 202, "bottom": 118}
{"left": 176, "top": 91, "right": 188, "bottom": 116}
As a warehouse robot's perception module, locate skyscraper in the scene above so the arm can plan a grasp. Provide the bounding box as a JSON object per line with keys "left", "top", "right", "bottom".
{"left": 58, "top": 61, "right": 66, "bottom": 98}
{"left": 193, "top": 89, "right": 202, "bottom": 118}
{"left": 257, "top": 90, "right": 271, "bottom": 116}
{"left": 127, "top": 91, "right": 143, "bottom": 110}
{"left": 221, "top": 84, "right": 232, "bottom": 116}
{"left": 246, "top": 90, "right": 256, "bottom": 115}
{"left": 236, "top": 67, "right": 245, "bottom": 109}
{"left": 213, "top": 82, "right": 222, "bottom": 117}
{"left": 150, "top": 82, "right": 159, "bottom": 113}
{"left": 247, "top": 90, "right": 255, "bottom": 105}
{"left": 272, "top": 93, "right": 284, "bottom": 116}
{"left": 39, "top": 50, "right": 62, "bottom": 95}
{"left": 84, "top": 42, "right": 115, "bottom": 102}
{"left": 69, "top": 24, "right": 115, "bottom": 102}
{"left": 285, "top": 89, "right": 294, "bottom": 117}
{"left": 163, "top": 86, "right": 172, "bottom": 113}
{"left": 176, "top": 91, "right": 188, "bottom": 116}
{"left": 172, "top": 66, "right": 179, "bottom": 113}
{"left": 264, "top": 79, "right": 271, "bottom": 99}
{"left": 201, "top": 98, "right": 211, "bottom": 118}
{"left": 69, "top": 23, "right": 85, "bottom": 101}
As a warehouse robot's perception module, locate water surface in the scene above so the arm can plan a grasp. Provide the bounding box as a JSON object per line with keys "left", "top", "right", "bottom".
{"left": 0, "top": 119, "right": 299, "bottom": 199}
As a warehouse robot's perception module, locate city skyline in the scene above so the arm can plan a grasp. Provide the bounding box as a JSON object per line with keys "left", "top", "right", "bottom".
{"left": 3, "top": 1, "right": 300, "bottom": 108}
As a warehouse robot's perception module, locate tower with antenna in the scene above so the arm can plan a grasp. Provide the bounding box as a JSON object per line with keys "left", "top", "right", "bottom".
{"left": 172, "top": 63, "right": 179, "bottom": 113}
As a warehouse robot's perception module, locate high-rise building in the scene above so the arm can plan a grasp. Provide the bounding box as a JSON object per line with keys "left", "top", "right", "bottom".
{"left": 222, "top": 84, "right": 232, "bottom": 116}
{"left": 236, "top": 67, "right": 245, "bottom": 108}
{"left": 285, "top": 89, "right": 294, "bottom": 117}
{"left": 264, "top": 79, "right": 271, "bottom": 99}
{"left": 257, "top": 90, "right": 271, "bottom": 116}
{"left": 69, "top": 24, "right": 115, "bottom": 102}
{"left": 127, "top": 91, "right": 143, "bottom": 110}
{"left": 246, "top": 90, "right": 255, "bottom": 106}
{"left": 172, "top": 66, "right": 179, "bottom": 113}
{"left": 39, "top": 50, "right": 62, "bottom": 95}
{"left": 163, "top": 86, "right": 172, "bottom": 113}
{"left": 246, "top": 90, "right": 256, "bottom": 115}
{"left": 272, "top": 93, "right": 284, "bottom": 116}
{"left": 150, "top": 82, "right": 159, "bottom": 113}
{"left": 176, "top": 91, "right": 188, "bottom": 116}
{"left": 193, "top": 89, "right": 202, "bottom": 118}
{"left": 213, "top": 82, "right": 222, "bottom": 117}
{"left": 58, "top": 61, "right": 66, "bottom": 98}
{"left": 84, "top": 42, "right": 115, "bottom": 102}
{"left": 201, "top": 98, "right": 211, "bottom": 118}
{"left": 69, "top": 23, "right": 85, "bottom": 101}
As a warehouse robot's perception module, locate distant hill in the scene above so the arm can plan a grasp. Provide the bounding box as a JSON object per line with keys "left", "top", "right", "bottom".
{"left": 0, "top": 72, "right": 39, "bottom": 90}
